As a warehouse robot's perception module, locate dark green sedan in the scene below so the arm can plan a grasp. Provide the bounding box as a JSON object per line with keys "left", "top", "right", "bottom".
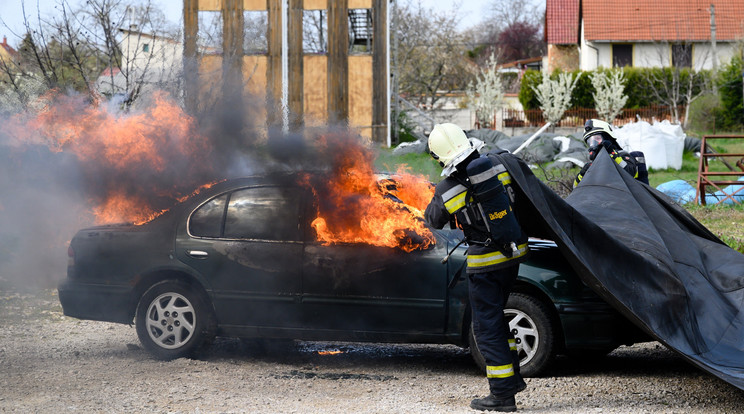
{"left": 58, "top": 174, "right": 647, "bottom": 377}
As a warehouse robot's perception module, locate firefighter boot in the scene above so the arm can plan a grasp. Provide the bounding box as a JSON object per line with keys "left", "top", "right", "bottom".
{"left": 470, "top": 394, "right": 517, "bottom": 412}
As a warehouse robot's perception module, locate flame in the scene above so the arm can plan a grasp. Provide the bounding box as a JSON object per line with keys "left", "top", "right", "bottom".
{"left": 5, "top": 90, "right": 212, "bottom": 225}
{"left": 318, "top": 350, "right": 344, "bottom": 355}
{"left": 91, "top": 192, "right": 168, "bottom": 225}
{"left": 302, "top": 133, "right": 436, "bottom": 252}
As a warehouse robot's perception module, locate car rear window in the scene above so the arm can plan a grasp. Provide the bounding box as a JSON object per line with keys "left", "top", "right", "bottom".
{"left": 190, "top": 194, "right": 227, "bottom": 238}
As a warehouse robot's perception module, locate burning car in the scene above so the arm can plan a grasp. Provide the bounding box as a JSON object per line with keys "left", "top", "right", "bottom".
{"left": 58, "top": 173, "right": 646, "bottom": 377}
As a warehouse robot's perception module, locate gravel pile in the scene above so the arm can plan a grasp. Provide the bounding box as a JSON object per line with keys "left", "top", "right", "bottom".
{"left": 1, "top": 289, "right": 743, "bottom": 413}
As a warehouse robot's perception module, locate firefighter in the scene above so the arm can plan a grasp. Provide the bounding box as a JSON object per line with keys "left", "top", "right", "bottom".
{"left": 574, "top": 119, "right": 646, "bottom": 187}
{"left": 424, "top": 123, "right": 529, "bottom": 412}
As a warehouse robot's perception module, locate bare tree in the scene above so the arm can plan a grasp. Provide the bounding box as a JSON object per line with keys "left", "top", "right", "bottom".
{"left": 303, "top": 10, "right": 327, "bottom": 54}
{"left": 487, "top": 0, "right": 544, "bottom": 29}
{"left": 643, "top": 40, "right": 712, "bottom": 125}
{"left": 0, "top": 0, "right": 181, "bottom": 111}
{"left": 395, "top": 1, "right": 474, "bottom": 111}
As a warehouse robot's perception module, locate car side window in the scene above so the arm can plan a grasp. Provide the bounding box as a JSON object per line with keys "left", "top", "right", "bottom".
{"left": 224, "top": 187, "right": 301, "bottom": 241}
{"left": 190, "top": 194, "right": 228, "bottom": 238}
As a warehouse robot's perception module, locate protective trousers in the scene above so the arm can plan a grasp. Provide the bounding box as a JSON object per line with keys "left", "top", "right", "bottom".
{"left": 468, "top": 264, "right": 525, "bottom": 398}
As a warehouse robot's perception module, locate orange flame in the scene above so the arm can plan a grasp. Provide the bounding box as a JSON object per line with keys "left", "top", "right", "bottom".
{"left": 302, "top": 133, "right": 436, "bottom": 252}
{"left": 5, "top": 90, "right": 211, "bottom": 225}
{"left": 317, "top": 350, "right": 344, "bottom": 355}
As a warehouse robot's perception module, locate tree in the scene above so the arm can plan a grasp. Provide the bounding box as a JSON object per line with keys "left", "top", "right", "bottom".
{"left": 715, "top": 55, "right": 744, "bottom": 130}
{"left": 531, "top": 71, "right": 580, "bottom": 125}
{"left": 470, "top": 0, "right": 545, "bottom": 64}
{"left": 590, "top": 69, "right": 628, "bottom": 123}
{"left": 466, "top": 54, "right": 504, "bottom": 127}
{"left": 486, "top": 0, "right": 543, "bottom": 30}
{"left": 395, "top": 1, "right": 474, "bottom": 111}
{"left": 0, "top": 0, "right": 180, "bottom": 110}
{"left": 643, "top": 41, "right": 712, "bottom": 125}
{"left": 493, "top": 21, "right": 544, "bottom": 63}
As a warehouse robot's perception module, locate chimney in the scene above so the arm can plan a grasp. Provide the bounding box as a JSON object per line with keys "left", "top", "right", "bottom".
{"left": 2, "top": 36, "right": 7, "bottom": 46}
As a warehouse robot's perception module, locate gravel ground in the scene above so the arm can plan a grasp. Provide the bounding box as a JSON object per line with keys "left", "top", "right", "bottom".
{"left": 1, "top": 288, "right": 743, "bottom": 413}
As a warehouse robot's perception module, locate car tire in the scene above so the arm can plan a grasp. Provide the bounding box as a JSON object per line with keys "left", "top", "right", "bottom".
{"left": 469, "top": 293, "right": 555, "bottom": 377}
{"left": 135, "top": 280, "right": 216, "bottom": 360}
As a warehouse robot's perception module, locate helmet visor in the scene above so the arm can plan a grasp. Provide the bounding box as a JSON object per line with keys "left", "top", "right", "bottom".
{"left": 586, "top": 135, "right": 603, "bottom": 147}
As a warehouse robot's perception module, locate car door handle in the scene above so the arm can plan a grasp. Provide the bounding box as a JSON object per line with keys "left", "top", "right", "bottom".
{"left": 187, "top": 250, "right": 209, "bottom": 259}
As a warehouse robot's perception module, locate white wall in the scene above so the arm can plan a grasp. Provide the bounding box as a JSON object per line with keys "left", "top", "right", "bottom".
{"left": 579, "top": 18, "right": 739, "bottom": 71}
{"left": 581, "top": 39, "right": 738, "bottom": 70}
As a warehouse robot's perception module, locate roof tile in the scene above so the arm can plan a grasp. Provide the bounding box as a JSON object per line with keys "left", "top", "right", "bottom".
{"left": 547, "top": 0, "right": 580, "bottom": 44}
{"left": 584, "top": 0, "right": 744, "bottom": 42}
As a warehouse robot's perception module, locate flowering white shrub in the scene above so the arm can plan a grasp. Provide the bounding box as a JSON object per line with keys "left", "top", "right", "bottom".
{"left": 590, "top": 69, "right": 628, "bottom": 123}
{"left": 531, "top": 71, "right": 580, "bottom": 125}
{"left": 466, "top": 54, "right": 504, "bottom": 127}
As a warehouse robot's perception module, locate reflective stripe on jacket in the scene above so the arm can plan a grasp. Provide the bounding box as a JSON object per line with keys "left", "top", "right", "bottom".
{"left": 424, "top": 154, "right": 529, "bottom": 273}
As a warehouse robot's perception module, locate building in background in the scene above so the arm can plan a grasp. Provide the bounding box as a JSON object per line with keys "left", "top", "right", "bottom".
{"left": 545, "top": 0, "right": 744, "bottom": 72}
{"left": 183, "top": 0, "right": 389, "bottom": 143}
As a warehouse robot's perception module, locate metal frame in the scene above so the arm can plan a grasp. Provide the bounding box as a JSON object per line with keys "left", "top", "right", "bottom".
{"left": 695, "top": 135, "right": 744, "bottom": 205}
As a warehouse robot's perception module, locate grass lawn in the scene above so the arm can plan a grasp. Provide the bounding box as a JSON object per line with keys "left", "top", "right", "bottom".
{"left": 374, "top": 133, "right": 744, "bottom": 253}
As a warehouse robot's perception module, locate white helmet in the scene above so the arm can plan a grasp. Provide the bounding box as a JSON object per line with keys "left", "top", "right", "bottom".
{"left": 583, "top": 119, "right": 618, "bottom": 147}
{"left": 428, "top": 123, "right": 480, "bottom": 176}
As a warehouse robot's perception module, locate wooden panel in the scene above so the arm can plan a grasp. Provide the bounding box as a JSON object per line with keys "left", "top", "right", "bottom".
{"left": 288, "top": 0, "right": 304, "bottom": 129}
{"left": 349, "top": 0, "right": 371, "bottom": 9}
{"left": 184, "top": 0, "right": 199, "bottom": 113}
{"left": 266, "top": 0, "right": 282, "bottom": 125}
{"left": 243, "top": 55, "right": 268, "bottom": 124}
{"left": 244, "top": 0, "right": 267, "bottom": 10}
{"left": 199, "top": 0, "right": 221, "bottom": 11}
{"left": 327, "top": 0, "right": 348, "bottom": 123}
{"left": 303, "top": 55, "right": 327, "bottom": 125}
{"left": 348, "top": 55, "right": 372, "bottom": 139}
{"left": 304, "top": 0, "right": 326, "bottom": 10}
{"left": 371, "top": 0, "right": 387, "bottom": 143}
{"left": 243, "top": 55, "right": 268, "bottom": 96}
{"left": 198, "top": 55, "right": 223, "bottom": 109}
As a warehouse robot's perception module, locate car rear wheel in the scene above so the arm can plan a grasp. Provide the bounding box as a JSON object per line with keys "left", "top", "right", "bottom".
{"left": 135, "top": 280, "right": 216, "bottom": 360}
{"left": 469, "top": 293, "right": 555, "bottom": 377}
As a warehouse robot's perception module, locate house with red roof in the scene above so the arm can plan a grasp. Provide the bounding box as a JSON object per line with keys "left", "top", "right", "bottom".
{"left": 545, "top": 0, "right": 744, "bottom": 72}
{"left": 0, "top": 36, "right": 18, "bottom": 63}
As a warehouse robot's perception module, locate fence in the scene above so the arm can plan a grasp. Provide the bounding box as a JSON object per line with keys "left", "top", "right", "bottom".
{"left": 500, "top": 106, "right": 686, "bottom": 128}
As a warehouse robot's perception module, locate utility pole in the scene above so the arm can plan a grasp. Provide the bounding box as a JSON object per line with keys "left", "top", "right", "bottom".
{"left": 710, "top": 4, "right": 718, "bottom": 73}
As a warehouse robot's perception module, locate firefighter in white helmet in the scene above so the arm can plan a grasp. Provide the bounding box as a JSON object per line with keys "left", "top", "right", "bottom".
{"left": 425, "top": 123, "right": 529, "bottom": 412}
{"left": 574, "top": 119, "right": 647, "bottom": 187}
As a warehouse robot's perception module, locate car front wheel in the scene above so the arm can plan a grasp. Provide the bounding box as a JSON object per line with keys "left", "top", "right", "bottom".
{"left": 469, "top": 292, "right": 555, "bottom": 377}
{"left": 135, "top": 280, "right": 215, "bottom": 360}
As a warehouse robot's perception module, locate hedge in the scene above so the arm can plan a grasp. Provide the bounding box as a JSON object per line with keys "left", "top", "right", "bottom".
{"left": 518, "top": 67, "right": 714, "bottom": 111}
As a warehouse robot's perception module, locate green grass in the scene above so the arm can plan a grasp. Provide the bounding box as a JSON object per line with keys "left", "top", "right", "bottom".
{"left": 376, "top": 138, "right": 744, "bottom": 253}
{"left": 375, "top": 149, "right": 443, "bottom": 182}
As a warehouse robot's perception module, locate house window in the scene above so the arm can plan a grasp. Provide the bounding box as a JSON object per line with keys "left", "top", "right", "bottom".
{"left": 612, "top": 44, "right": 632, "bottom": 67}
{"left": 672, "top": 44, "right": 692, "bottom": 68}
{"left": 142, "top": 43, "right": 149, "bottom": 53}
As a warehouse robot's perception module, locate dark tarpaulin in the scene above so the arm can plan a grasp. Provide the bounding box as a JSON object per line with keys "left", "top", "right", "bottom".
{"left": 492, "top": 149, "right": 744, "bottom": 390}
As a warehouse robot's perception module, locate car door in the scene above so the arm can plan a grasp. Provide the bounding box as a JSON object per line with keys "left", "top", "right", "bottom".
{"left": 302, "top": 229, "right": 450, "bottom": 335}
{"left": 177, "top": 185, "right": 305, "bottom": 329}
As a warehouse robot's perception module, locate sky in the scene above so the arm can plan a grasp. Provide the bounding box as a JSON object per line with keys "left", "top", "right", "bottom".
{"left": 0, "top": 0, "right": 491, "bottom": 47}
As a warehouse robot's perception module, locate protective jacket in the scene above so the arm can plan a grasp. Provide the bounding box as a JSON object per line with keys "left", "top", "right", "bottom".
{"left": 574, "top": 142, "right": 638, "bottom": 187}
{"left": 425, "top": 152, "right": 529, "bottom": 273}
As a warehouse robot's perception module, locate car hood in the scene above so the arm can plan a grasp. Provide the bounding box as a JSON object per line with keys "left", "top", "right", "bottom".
{"left": 493, "top": 149, "right": 744, "bottom": 391}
